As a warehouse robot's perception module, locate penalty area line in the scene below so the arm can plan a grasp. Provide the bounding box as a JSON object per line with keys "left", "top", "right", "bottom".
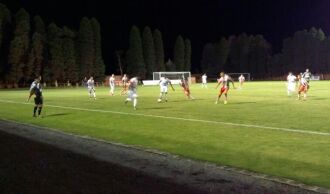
{"left": 0, "top": 99, "right": 329, "bottom": 137}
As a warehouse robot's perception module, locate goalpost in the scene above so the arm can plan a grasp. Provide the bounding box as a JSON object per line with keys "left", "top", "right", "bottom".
{"left": 227, "top": 73, "right": 251, "bottom": 81}
{"left": 152, "top": 72, "right": 191, "bottom": 84}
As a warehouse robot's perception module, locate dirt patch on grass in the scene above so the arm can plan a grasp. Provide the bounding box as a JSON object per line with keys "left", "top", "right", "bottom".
{"left": 0, "top": 119, "right": 328, "bottom": 194}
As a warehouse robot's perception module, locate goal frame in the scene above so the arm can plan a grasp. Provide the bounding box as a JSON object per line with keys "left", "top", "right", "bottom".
{"left": 153, "top": 72, "right": 191, "bottom": 84}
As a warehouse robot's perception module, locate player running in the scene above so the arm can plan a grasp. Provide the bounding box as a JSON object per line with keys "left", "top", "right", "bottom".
{"left": 201, "top": 73, "right": 207, "bottom": 88}
{"left": 238, "top": 74, "right": 245, "bottom": 89}
{"left": 302, "top": 68, "right": 312, "bottom": 83}
{"left": 27, "top": 76, "right": 43, "bottom": 117}
{"left": 109, "top": 74, "right": 115, "bottom": 96}
{"left": 297, "top": 74, "right": 309, "bottom": 100}
{"left": 215, "top": 72, "right": 236, "bottom": 104}
{"left": 179, "top": 76, "right": 194, "bottom": 100}
{"left": 158, "top": 77, "right": 175, "bottom": 102}
{"left": 87, "top": 76, "right": 96, "bottom": 99}
{"left": 302, "top": 68, "right": 312, "bottom": 90}
{"left": 286, "top": 72, "right": 297, "bottom": 96}
{"left": 125, "top": 77, "right": 138, "bottom": 110}
{"left": 121, "top": 74, "right": 128, "bottom": 95}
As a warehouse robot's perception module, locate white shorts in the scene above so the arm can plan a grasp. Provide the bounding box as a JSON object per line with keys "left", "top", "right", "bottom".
{"left": 88, "top": 86, "right": 95, "bottom": 93}
{"left": 127, "top": 89, "right": 138, "bottom": 99}
{"left": 287, "top": 83, "right": 295, "bottom": 92}
{"left": 160, "top": 86, "right": 168, "bottom": 93}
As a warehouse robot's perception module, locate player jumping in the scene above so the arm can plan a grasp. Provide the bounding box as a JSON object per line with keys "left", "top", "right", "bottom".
{"left": 87, "top": 76, "right": 96, "bottom": 99}
{"left": 215, "top": 72, "right": 235, "bottom": 104}
{"left": 158, "top": 77, "right": 175, "bottom": 102}
{"left": 125, "top": 77, "right": 138, "bottom": 110}
{"left": 27, "top": 76, "right": 43, "bottom": 117}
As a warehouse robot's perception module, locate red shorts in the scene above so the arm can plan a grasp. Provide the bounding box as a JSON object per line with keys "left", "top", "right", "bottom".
{"left": 183, "top": 88, "right": 190, "bottom": 95}
{"left": 219, "top": 86, "right": 229, "bottom": 94}
{"left": 298, "top": 85, "right": 307, "bottom": 93}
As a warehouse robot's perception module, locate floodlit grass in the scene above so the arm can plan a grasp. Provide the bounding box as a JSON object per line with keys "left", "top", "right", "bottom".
{"left": 0, "top": 81, "right": 330, "bottom": 188}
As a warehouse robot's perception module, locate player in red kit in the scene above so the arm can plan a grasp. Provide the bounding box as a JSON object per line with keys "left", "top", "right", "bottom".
{"left": 215, "top": 72, "right": 236, "bottom": 104}
{"left": 179, "top": 76, "right": 194, "bottom": 100}
{"left": 297, "top": 74, "right": 308, "bottom": 100}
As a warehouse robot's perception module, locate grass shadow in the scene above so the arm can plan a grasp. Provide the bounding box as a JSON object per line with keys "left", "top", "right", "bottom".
{"left": 140, "top": 107, "right": 171, "bottom": 110}
{"left": 45, "top": 113, "right": 71, "bottom": 117}
{"left": 234, "top": 101, "right": 257, "bottom": 105}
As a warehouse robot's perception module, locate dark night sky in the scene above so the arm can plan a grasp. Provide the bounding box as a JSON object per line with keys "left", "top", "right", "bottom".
{"left": 2, "top": 0, "right": 330, "bottom": 73}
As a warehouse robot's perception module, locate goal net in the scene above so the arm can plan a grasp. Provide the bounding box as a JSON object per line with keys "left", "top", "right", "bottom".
{"left": 153, "top": 72, "right": 191, "bottom": 84}
{"left": 227, "top": 73, "right": 251, "bottom": 81}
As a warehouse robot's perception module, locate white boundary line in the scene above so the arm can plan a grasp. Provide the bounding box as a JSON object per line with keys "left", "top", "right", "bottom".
{"left": 0, "top": 99, "right": 329, "bottom": 137}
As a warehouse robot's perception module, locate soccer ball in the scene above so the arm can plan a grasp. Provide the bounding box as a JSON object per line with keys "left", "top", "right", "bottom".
{"left": 157, "top": 99, "right": 162, "bottom": 103}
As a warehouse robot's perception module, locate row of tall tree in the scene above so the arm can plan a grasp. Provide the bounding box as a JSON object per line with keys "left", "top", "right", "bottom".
{"left": 201, "top": 34, "right": 272, "bottom": 78}
{"left": 124, "top": 25, "right": 191, "bottom": 79}
{"left": 201, "top": 27, "right": 330, "bottom": 79}
{"left": 270, "top": 28, "right": 330, "bottom": 76}
{"left": 0, "top": 4, "right": 105, "bottom": 87}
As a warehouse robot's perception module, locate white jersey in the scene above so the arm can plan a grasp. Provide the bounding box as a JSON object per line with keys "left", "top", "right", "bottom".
{"left": 218, "top": 75, "right": 230, "bottom": 88}
{"left": 238, "top": 76, "right": 245, "bottom": 82}
{"left": 127, "top": 77, "right": 138, "bottom": 99}
{"left": 302, "top": 72, "right": 311, "bottom": 81}
{"left": 159, "top": 78, "right": 171, "bottom": 93}
{"left": 30, "top": 81, "right": 42, "bottom": 92}
{"left": 122, "top": 76, "right": 128, "bottom": 84}
{"left": 159, "top": 78, "right": 171, "bottom": 87}
{"left": 109, "top": 77, "right": 115, "bottom": 87}
{"left": 300, "top": 77, "right": 308, "bottom": 86}
{"left": 287, "top": 74, "right": 296, "bottom": 92}
{"left": 128, "top": 77, "right": 138, "bottom": 91}
{"left": 202, "top": 75, "right": 207, "bottom": 83}
{"left": 87, "top": 79, "right": 95, "bottom": 89}
{"left": 287, "top": 75, "right": 296, "bottom": 83}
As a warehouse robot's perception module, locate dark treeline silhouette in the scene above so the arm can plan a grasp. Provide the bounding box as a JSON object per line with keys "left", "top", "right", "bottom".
{"left": 0, "top": 4, "right": 105, "bottom": 88}
{"left": 123, "top": 25, "right": 192, "bottom": 79}
{"left": 201, "top": 34, "right": 272, "bottom": 79}
{"left": 2, "top": 2, "right": 330, "bottom": 86}
{"left": 271, "top": 27, "right": 329, "bottom": 77}
{"left": 201, "top": 28, "right": 330, "bottom": 79}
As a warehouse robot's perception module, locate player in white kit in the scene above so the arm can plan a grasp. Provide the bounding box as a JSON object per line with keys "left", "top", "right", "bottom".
{"left": 201, "top": 73, "right": 207, "bottom": 88}
{"left": 158, "top": 77, "right": 175, "bottom": 102}
{"left": 238, "top": 74, "right": 245, "bottom": 89}
{"left": 125, "top": 77, "right": 138, "bottom": 110}
{"left": 109, "top": 74, "right": 115, "bottom": 96}
{"left": 286, "top": 72, "right": 297, "bottom": 96}
{"left": 87, "top": 76, "right": 96, "bottom": 99}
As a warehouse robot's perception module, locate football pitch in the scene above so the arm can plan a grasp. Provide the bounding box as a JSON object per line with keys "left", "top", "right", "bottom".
{"left": 0, "top": 81, "right": 330, "bottom": 188}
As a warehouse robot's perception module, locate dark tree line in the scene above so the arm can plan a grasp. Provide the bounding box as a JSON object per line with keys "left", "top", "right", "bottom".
{"left": 124, "top": 25, "right": 192, "bottom": 79}
{"left": 0, "top": 4, "right": 105, "bottom": 87}
{"left": 201, "top": 28, "right": 330, "bottom": 79}
{"left": 270, "top": 27, "right": 329, "bottom": 76}
{"left": 201, "top": 34, "right": 271, "bottom": 79}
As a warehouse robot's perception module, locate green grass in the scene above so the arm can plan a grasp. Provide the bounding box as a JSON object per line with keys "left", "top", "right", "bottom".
{"left": 0, "top": 81, "right": 330, "bottom": 188}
